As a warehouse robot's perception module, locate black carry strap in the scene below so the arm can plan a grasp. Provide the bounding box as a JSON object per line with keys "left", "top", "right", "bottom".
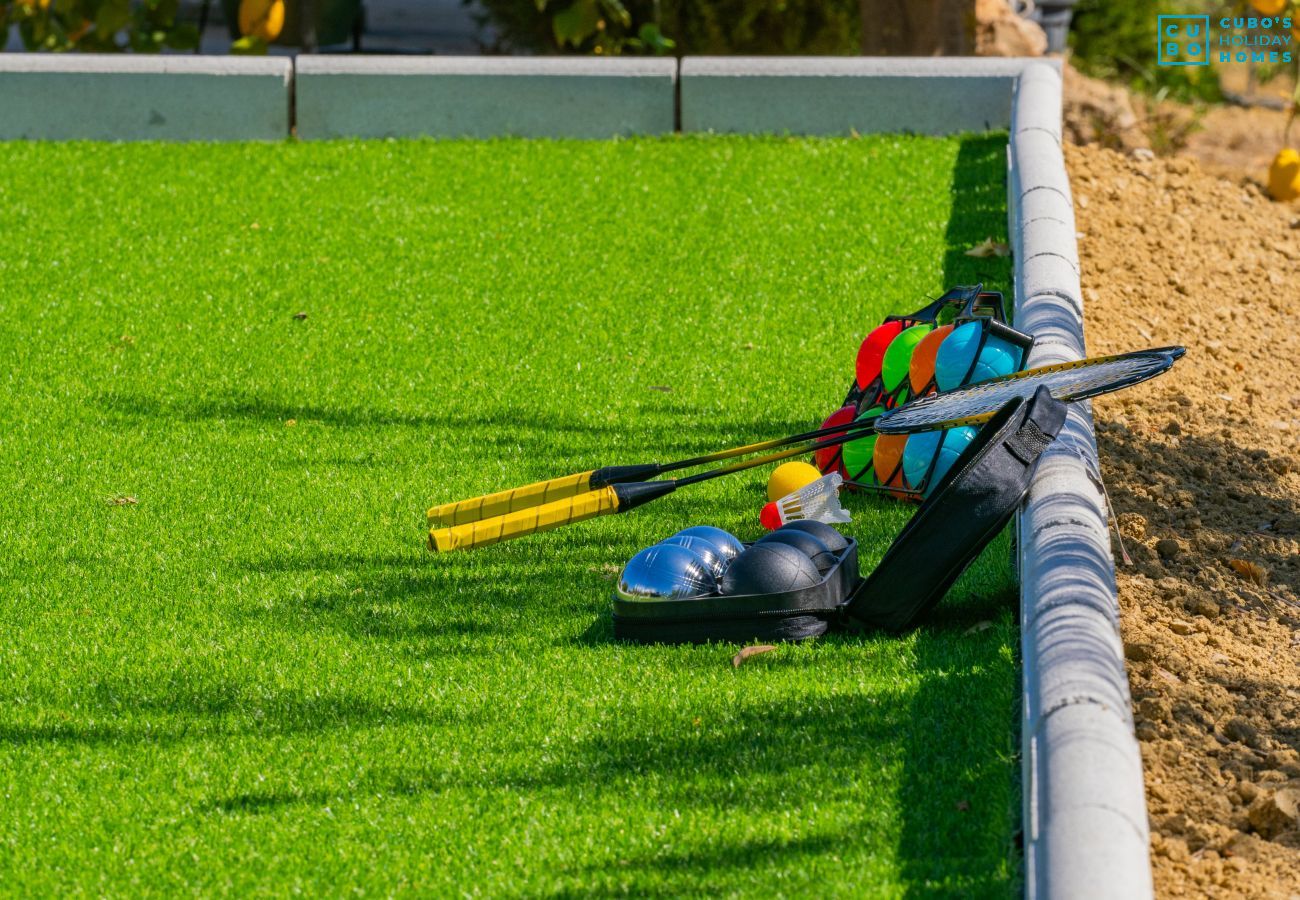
{"left": 843, "top": 386, "right": 1066, "bottom": 632}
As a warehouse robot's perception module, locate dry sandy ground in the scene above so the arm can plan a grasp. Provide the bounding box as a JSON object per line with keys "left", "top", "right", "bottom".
{"left": 1066, "top": 142, "right": 1300, "bottom": 898}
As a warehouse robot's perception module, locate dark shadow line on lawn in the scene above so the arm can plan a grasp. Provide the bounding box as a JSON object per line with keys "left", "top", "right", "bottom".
{"left": 894, "top": 133, "right": 1021, "bottom": 898}
{"left": 0, "top": 680, "right": 482, "bottom": 749}
{"left": 92, "top": 390, "right": 817, "bottom": 452}
{"left": 940, "top": 133, "right": 1014, "bottom": 307}
{"left": 93, "top": 390, "right": 625, "bottom": 435}
{"left": 539, "top": 832, "right": 850, "bottom": 899}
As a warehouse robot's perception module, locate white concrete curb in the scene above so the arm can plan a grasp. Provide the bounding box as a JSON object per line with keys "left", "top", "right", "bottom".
{"left": 680, "top": 56, "right": 1060, "bottom": 136}
{"left": 0, "top": 55, "right": 290, "bottom": 141}
{"left": 1009, "top": 62, "right": 1154, "bottom": 899}
{"left": 295, "top": 56, "right": 676, "bottom": 139}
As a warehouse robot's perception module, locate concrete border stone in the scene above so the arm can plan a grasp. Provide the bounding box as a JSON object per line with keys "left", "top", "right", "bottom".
{"left": 295, "top": 56, "right": 676, "bottom": 139}
{"left": 0, "top": 54, "right": 291, "bottom": 141}
{"left": 1010, "top": 61, "right": 1154, "bottom": 900}
{"left": 680, "top": 56, "right": 1060, "bottom": 135}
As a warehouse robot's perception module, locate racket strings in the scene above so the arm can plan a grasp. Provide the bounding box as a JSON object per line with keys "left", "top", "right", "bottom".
{"left": 878, "top": 353, "right": 1174, "bottom": 432}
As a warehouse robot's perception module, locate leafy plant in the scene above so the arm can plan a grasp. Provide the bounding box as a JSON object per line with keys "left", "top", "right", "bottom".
{"left": 469, "top": 0, "right": 859, "bottom": 55}
{"left": 2, "top": 0, "right": 198, "bottom": 52}
{"left": 1069, "top": 0, "right": 1222, "bottom": 102}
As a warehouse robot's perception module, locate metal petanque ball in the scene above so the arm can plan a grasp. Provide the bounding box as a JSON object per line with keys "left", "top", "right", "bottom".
{"left": 672, "top": 525, "right": 744, "bottom": 564}
{"left": 658, "top": 534, "right": 729, "bottom": 578}
{"left": 616, "top": 544, "right": 719, "bottom": 602}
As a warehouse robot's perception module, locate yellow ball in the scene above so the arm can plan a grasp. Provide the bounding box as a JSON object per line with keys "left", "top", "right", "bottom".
{"left": 767, "top": 461, "right": 822, "bottom": 502}
{"left": 239, "top": 0, "right": 285, "bottom": 41}
{"left": 1267, "top": 148, "right": 1300, "bottom": 202}
{"left": 1251, "top": 0, "right": 1286, "bottom": 14}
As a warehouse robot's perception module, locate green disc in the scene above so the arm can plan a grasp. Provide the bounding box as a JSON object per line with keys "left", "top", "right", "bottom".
{"left": 840, "top": 405, "right": 884, "bottom": 481}
{"left": 881, "top": 323, "right": 933, "bottom": 392}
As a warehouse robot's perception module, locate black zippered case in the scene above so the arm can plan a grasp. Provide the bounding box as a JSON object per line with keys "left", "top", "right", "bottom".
{"left": 610, "top": 387, "right": 1067, "bottom": 644}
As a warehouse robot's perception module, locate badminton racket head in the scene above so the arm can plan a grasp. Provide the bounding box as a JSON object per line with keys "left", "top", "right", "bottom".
{"left": 875, "top": 347, "right": 1184, "bottom": 435}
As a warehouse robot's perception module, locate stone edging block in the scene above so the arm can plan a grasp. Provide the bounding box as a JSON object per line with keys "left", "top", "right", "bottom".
{"left": 295, "top": 56, "right": 677, "bottom": 139}
{"left": 0, "top": 54, "right": 291, "bottom": 141}
{"left": 1011, "top": 61, "right": 1154, "bottom": 900}
{"left": 681, "top": 56, "right": 1060, "bottom": 136}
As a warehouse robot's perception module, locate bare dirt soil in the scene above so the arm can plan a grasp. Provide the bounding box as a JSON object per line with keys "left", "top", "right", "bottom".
{"left": 1063, "top": 61, "right": 1296, "bottom": 186}
{"left": 1066, "top": 142, "right": 1300, "bottom": 898}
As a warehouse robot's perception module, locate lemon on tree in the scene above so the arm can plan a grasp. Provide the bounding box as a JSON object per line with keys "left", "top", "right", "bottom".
{"left": 239, "top": 0, "right": 284, "bottom": 41}
{"left": 1250, "top": 0, "right": 1287, "bottom": 14}
{"left": 1269, "top": 148, "right": 1300, "bottom": 201}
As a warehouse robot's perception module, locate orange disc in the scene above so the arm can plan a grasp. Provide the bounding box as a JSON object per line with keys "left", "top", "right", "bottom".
{"left": 872, "top": 433, "right": 912, "bottom": 499}
{"left": 909, "top": 323, "right": 953, "bottom": 396}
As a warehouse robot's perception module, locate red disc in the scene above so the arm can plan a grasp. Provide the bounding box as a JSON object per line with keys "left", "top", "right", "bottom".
{"left": 855, "top": 320, "right": 904, "bottom": 391}
{"left": 813, "top": 405, "right": 856, "bottom": 477}
{"left": 759, "top": 502, "right": 782, "bottom": 531}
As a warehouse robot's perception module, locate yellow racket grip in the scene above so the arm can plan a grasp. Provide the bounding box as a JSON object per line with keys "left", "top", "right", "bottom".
{"left": 427, "top": 470, "right": 594, "bottom": 528}
{"left": 430, "top": 485, "right": 620, "bottom": 552}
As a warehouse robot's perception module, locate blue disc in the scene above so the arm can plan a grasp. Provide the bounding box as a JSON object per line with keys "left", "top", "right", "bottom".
{"left": 902, "top": 426, "right": 977, "bottom": 494}
{"left": 933, "top": 321, "right": 1024, "bottom": 391}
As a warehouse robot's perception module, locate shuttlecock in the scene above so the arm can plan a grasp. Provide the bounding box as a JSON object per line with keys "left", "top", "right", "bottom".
{"left": 760, "top": 473, "right": 852, "bottom": 530}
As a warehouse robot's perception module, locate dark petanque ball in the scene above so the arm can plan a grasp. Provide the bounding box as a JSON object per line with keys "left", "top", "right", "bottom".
{"left": 719, "top": 542, "right": 821, "bottom": 596}
{"left": 755, "top": 530, "right": 836, "bottom": 576}
{"left": 775, "top": 519, "right": 849, "bottom": 554}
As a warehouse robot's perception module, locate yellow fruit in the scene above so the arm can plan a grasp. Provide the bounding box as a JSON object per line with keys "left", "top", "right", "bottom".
{"left": 238, "top": 0, "right": 284, "bottom": 41}
{"left": 1267, "top": 148, "right": 1300, "bottom": 202}
{"left": 767, "top": 461, "right": 822, "bottom": 502}
{"left": 1250, "top": 0, "right": 1286, "bottom": 14}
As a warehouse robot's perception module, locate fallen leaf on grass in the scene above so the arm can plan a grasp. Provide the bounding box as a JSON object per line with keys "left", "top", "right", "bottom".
{"left": 956, "top": 800, "right": 970, "bottom": 811}
{"left": 963, "top": 620, "right": 993, "bottom": 636}
{"left": 106, "top": 495, "right": 137, "bottom": 506}
{"left": 732, "top": 644, "right": 777, "bottom": 668}
{"left": 285, "top": 419, "right": 297, "bottom": 427}
{"left": 588, "top": 563, "right": 620, "bottom": 581}
{"left": 965, "top": 238, "right": 1010, "bottom": 258}
{"left": 648, "top": 385, "right": 673, "bottom": 393}
{"left": 292, "top": 312, "right": 308, "bottom": 321}
{"left": 1227, "top": 558, "right": 1268, "bottom": 586}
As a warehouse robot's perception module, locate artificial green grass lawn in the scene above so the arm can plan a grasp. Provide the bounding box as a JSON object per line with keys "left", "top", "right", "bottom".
{"left": 0, "top": 134, "right": 1016, "bottom": 896}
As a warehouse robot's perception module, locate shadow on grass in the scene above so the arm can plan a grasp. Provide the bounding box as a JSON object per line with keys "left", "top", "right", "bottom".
{"left": 94, "top": 390, "right": 814, "bottom": 454}
{"left": 0, "top": 680, "right": 479, "bottom": 749}
{"left": 891, "top": 132, "right": 1020, "bottom": 895}
{"left": 940, "top": 133, "right": 1014, "bottom": 300}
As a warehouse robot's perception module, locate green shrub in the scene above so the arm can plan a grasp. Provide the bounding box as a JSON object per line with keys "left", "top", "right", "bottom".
{"left": 470, "top": 0, "right": 860, "bottom": 55}
{"left": 1069, "top": 0, "right": 1221, "bottom": 102}
{"left": 1, "top": 0, "right": 198, "bottom": 52}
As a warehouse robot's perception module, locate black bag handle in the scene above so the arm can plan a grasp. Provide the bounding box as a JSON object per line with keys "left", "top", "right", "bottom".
{"left": 843, "top": 386, "right": 1067, "bottom": 632}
